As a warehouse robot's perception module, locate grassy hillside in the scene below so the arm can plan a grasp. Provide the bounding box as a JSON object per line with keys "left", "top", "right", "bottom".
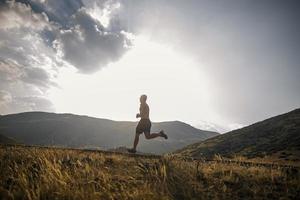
{"left": 0, "top": 112, "right": 218, "bottom": 154}
{"left": 176, "top": 109, "right": 300, "bottom": 160}
{"left": 0, "top": 145, "right": 299, "bottom": 200}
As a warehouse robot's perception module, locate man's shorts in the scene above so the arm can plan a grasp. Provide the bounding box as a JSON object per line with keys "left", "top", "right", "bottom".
{"left": 136, "top": 119, "right": 151, "bottom": 134}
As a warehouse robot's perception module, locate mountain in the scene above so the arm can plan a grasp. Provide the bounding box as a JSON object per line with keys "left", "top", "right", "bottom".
{"left": 0, "top": 112, "right": 218, "bottom": 154}
{"left": 176, "top": 109, "right": 300, "bottom": 160}
{"left": 0, "top": 134, "right": 16, "bottom": 144}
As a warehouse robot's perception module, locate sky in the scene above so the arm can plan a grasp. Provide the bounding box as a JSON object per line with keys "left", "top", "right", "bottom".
{"left": 0, "top": 0, "right": 299, "bottom": 132}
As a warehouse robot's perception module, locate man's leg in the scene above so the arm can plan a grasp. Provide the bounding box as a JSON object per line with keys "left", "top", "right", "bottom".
{"left": 144, "top": 130, "right": 168, "bottom": 140}
{"left": 144, "top": 132, "right": 162, "bottom": 139}
{"left": 128, "top": 133, "right": 140, "bottom": 153}
{"left": 133, "top": 133, "right": 140, "bottom": 150}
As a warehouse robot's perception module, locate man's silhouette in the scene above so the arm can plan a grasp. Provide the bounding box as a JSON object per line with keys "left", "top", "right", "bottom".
{"left": 128, "top": 95, "right": 168, "bottom": 153}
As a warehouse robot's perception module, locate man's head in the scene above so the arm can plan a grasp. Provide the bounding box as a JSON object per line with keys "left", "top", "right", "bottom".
{"left": 140, "top": 94, "right": 147, "bottom": 103}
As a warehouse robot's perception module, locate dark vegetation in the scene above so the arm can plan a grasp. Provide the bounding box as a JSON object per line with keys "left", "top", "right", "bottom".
{"left": 0, "top": 145, "right": 299, "bottom": 200}
{"left": 176, "top": 109, "right": 300, "bottom": 161}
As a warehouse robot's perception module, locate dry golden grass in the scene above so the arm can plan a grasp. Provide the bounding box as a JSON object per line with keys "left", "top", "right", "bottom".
{"left": 0, "top": 145, "right": 299, "bottom": 200}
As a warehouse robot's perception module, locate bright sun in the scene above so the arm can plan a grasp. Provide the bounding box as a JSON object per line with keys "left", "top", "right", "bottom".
{"left": 49, "top": 35, "right": 212, "bottom": 124}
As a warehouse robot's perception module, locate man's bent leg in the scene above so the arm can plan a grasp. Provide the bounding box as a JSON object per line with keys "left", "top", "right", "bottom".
{"left": 144, "top": 132, "right": 162, "bottom": 139}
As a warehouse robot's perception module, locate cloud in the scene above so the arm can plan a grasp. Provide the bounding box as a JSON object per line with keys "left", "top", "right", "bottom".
{"left": 0, "top": 0, "right": 58, "bottom": 113}
{"left": 54, "top": 7, "right": 131, "bottom": 73}
{"left": 0, "top": 28, "right": 59, "bottom": 89}
{"left": 0, "top": 0, "right": 50, "bottom": 30}
{"left": 0, "top": 90, "right": 12, "bottom": 114}
{"left": 83, "top": 0, "right": 121, "bottom": 28}
{"left": 0, "top": 90, "right": 54, "bottom": 114}
{"left": 14, "top": 96, "right": 55, "bottom": 112}
{"left": 20, "top": 0, "right": 84, "bottom": 28}
{"left": 21, "top": 66, "right": 58, "bottom": 88}
{"left": 196, "top": 120, "right": 228, "bottom": 133}
{"left": 0, "top": 91, "right": 12, "bottom": 106}
{"left": 0, "top": 0, "right": 132, "bottom": 114}
{"left": 0, "top": 59, "right": 56, "bottom": 114}
{"left": 0, "top": 59, "right": 22, "bottom": 82}
{"left": 11, "top": 0, "right": 132, "bottom": 73}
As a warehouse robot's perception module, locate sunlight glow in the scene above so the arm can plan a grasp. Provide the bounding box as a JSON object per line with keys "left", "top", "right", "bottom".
{"left": 87, "top": 1, "right": 120, "bottom": 28}
{"left": 49, "top": 35, "right": 213, "bottom": 125}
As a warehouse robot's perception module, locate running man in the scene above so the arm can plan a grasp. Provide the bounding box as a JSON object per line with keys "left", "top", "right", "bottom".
{"left": 128, "top": 95, "right": 168, "bottom": 153}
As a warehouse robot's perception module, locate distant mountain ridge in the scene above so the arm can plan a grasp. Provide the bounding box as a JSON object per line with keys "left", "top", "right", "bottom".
{"left": 176, "top": 109, "right": 300, "bottom": 160}
{"left": 0, "top": 112, "right": 218, "bottom": 154}
{"left": 0, "top": 134, "right": 16, "bottom": 144}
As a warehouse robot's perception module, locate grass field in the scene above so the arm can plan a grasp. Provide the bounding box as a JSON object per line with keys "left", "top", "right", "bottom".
{"left": 0, "top": 145, "right": 299, "bottom": 200}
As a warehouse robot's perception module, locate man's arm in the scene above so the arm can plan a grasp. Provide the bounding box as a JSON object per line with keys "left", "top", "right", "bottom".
{"left": 136, "top": 104, "right": 142, "bottom": 118}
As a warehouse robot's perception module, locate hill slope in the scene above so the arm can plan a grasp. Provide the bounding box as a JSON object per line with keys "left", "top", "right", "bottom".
{"left": 0, "top": 134, "right": 16, "bottom": 144}
{"left": 176, "top": 109, "right": 300, "bottom": 159}
{"left": 1, "top": 145, "right": 299, "bottom": 200}
{"left": 0, "top": 112, "right": 218, "bottom": 154}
